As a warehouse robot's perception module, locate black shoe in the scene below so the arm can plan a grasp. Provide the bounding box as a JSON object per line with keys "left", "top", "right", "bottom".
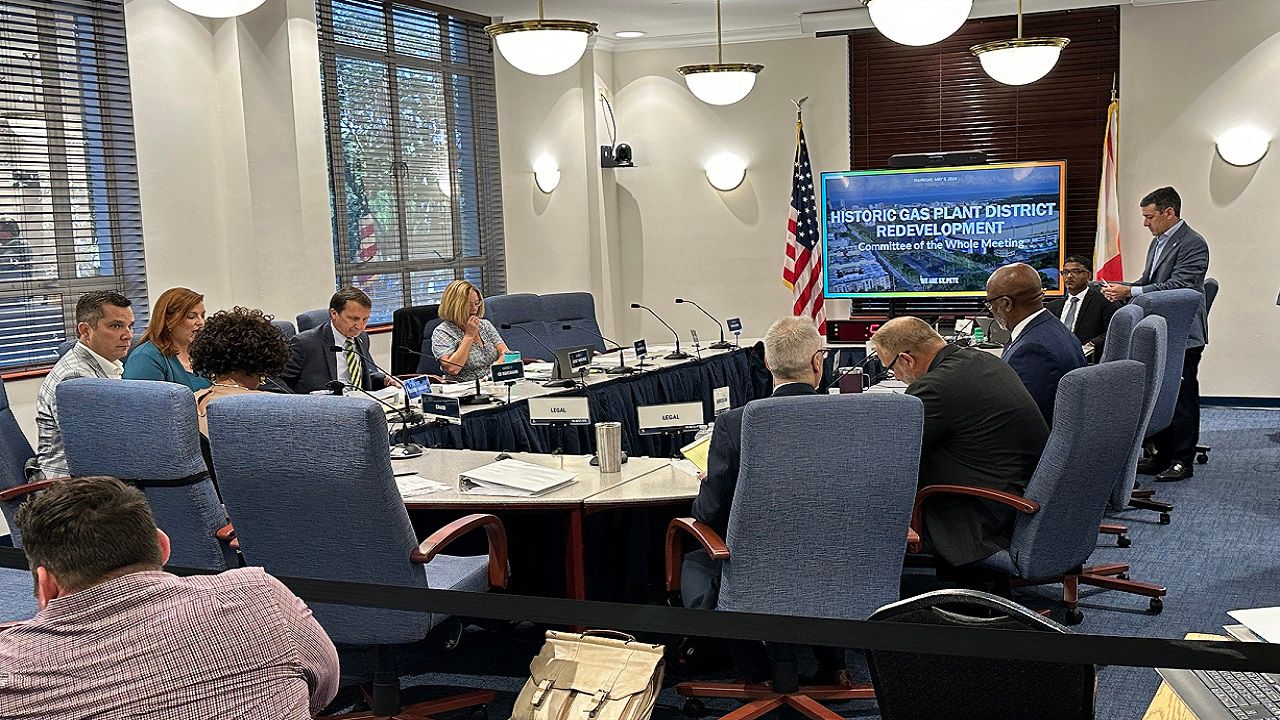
{"left": 1155, "top": 461, "right": 1193, "bottom": 482}
{"left": 1137, "top": 457, "right": 1166, "bottom": 475}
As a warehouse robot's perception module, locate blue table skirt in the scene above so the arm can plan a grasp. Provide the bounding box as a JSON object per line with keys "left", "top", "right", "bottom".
{"left": 406, "top": 346, "right": 773, "bottom": 457}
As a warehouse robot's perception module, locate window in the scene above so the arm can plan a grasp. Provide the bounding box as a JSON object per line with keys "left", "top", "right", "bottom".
{"left": 317, "top": 0, "right": 506, "bottom": 325}
{"left": 0, "top": 0, "right": 149, "bottom": 371}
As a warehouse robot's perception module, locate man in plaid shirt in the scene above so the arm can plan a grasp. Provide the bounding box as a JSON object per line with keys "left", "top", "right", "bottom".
{"left": 31, "top": 291, "right": 135, "bottom": 479}
{"left": 0, "top": 476, "right": 340, "bottom": 718}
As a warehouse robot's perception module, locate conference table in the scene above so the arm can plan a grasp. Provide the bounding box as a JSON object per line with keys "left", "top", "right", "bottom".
{"left": 391, "top": 448, "right": 700, "bottom": 600}
{"left": 401, "top": 343, "right": 773, "bottom": 457}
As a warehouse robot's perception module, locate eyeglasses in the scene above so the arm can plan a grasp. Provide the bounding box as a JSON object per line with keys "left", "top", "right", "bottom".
{"left": 981, "top": 295, "right": 1008, "bottom": 310}
{"left": 1062, "top": 269, "right": 1091, "bottom": 276}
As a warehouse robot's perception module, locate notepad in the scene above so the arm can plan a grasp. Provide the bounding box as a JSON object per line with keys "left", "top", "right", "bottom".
{"left": 395, "top": 474, "right": 451, "bottom": 498}
{"left": 459, "top": 459, "right": 577, "bottom": 497}
{"left": 679, "top": 434, "right": 712, "bottom": 474}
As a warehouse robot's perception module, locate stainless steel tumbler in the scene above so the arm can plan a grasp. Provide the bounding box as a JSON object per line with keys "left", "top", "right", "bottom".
{"left": 595, "top": 421, "right": 623, "bottom": 473}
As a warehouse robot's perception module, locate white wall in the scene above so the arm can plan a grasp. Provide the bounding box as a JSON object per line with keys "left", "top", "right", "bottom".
{"left": 1119, "top": 0, "right": 1280, "bottom": 399}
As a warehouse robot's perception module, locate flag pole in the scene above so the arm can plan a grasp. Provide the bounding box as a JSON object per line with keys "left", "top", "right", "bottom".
{"left": 793, "top": 96, "right": 808, "bottom": 138}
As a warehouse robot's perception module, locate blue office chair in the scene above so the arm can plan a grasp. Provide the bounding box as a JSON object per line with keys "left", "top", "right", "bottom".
{"left": 206, "top": 393, "right": 507, "bottom": 718}
{"left": 867, "top": 589, "right": 1094, "bottom": 720}
{"left": 56, "top": 379, "right": 236, "bottom": 570}
{"left": 0, "top": 375, "right": 39, "bottom": 622}
{"left": 417, "top": 316, "right": 446, "bottom": 375}
{"left": 296, "top": 308, "right": 329, "bottom": 333}
{"left": 543, "top": 292, "right": 607, "bottom": 353}
{"left": 1114, "top": 316, "right": 1169, "bottom": 522}
{"left": 271, "top": 318, "right": 297, "bottom": 339}
{"left": 1098, "top": 304, "right": 1142, "bottom": 363}
{"left": 667, "top": 393, "right": 924, "bottom": 720}
{"left": 917, "top": 361, "right": 1166, "bottom": 624}
{"left": 484, "top": 293, "right": 553, "bottom": 360}
{"left": 1194, "top": 277, "right": 1219, "bottom": 464}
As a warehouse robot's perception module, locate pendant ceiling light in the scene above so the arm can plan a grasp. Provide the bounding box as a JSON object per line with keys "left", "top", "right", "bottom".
{"left": 677, "top": 0, "right": 763, "bottom": 106}
{"left": 861, "top": 0, "right": 973, "bottom": 47}
{"left": 971, "top": 0, "right": 1069, "bottom": 86}
{"left": 166, "top": 0, "right": 267, "bottom": 18}
{"left": 486, "top": 0, "right": 598, "bottom": 76}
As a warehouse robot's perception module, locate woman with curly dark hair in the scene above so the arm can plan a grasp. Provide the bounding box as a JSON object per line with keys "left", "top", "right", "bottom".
{"left": 189, "top": 306, "right": 292, "bottom": 435}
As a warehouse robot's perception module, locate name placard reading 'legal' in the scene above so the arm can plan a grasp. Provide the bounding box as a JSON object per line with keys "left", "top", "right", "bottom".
{"left": 527, "top": 396, "right": 591, "bottom": 426}
{"left": 637, "top": 401, "right": 705, "bottom": 435}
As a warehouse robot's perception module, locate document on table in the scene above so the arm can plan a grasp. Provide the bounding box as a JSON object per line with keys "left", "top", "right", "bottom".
{"left": 1227, "top": 606, "right": 1280, "bottom": 643}
{"left": 679, "top": 434, "right": 712, "bottom": 474}
{"left": 459, "top": 458, "right": 577, "bottom": 497}
{"left": 395, "top": 474, "right": 451, "bottom": 498}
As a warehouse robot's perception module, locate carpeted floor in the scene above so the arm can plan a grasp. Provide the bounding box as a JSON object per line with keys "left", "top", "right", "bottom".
{"left": 332, "top": 406, "right": 1280, "bottom": 719}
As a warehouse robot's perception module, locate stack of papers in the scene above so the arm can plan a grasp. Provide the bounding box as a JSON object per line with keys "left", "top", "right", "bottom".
{"left": 679, "top": 434, "right": 712, "bottom": 473}
{"left": 395, "top": 474, "right": 451, "bottom": 497}
{"left": 1228, "top": 607, "right": 1280, "bottom": 643}
{"left": 459, "top": 459, "right": 577, "bottom": 497}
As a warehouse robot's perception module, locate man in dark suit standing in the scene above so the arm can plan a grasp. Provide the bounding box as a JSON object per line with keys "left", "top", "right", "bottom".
{"left": 1047, "top": 255, "right": 1117, "bottom": 362}
{"left": 986, "top": 263, "right": 1087, "bottom": 427}
{"left": 871, "top": 317, "right": 1048, "bottom": 570}
{"left": 280, "top": 287, "right": 395, "bottom": 394}
{"left": 683, "top": 316, "right": 846, "bottom": 684}
{"left": 1101, "top": 186, "right": 1209, "bottom": 481}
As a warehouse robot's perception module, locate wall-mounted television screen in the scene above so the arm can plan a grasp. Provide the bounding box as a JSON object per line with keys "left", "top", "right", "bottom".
{"left": 821, "top": 161, "right": 1066, "bottom": 298}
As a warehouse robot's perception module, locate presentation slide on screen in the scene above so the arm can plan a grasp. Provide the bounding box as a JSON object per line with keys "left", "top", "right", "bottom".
{"left": 821, "top": 162, "right": 1065, "bottom": 297}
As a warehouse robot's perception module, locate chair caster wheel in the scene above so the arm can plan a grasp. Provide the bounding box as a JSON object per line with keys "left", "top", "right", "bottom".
{"left": 1159, "top": 512, "right": 1171, "bottom": 525}
{"left": 471, "top": 707, "right": 488, "bottom": 720}
{"left": 1117, "top": 572, "right": 1130, "bottom": 580}
{"left": 1117, "top": 535, "right": 1132, "bottom": 548}
{"left": 1196, "top": 453, "right": 1208, "bottom": 464}
{"left": 1065, "top": 608, "right": 1084, "bottom": 625}
{"left": 1149, "top": 598, "right": 1164, "bottom": 614}
{"left": 683, "top": 699, "right": 706, "bottom": 718}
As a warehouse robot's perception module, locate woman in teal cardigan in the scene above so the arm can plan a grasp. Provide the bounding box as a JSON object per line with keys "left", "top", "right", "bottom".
{"left": 123, "top": 286, "right": 211, "bottom": 392}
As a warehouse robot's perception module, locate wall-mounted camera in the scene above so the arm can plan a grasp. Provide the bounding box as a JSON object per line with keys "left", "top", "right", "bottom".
{"left": 601, "top": 144, "right": 634, "bottom": 168}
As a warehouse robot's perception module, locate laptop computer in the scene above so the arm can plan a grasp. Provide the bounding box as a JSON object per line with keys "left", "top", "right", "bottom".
{"left": 975, "top": 316, "right": 1012, "bottom": 346}
{"left": 1156, "top": 666, "right": 1280, "bottom": 720}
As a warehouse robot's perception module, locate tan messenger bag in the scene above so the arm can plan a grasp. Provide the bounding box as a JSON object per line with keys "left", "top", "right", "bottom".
{"left": 511, "top": 630, "right": 665, "bottom": 720}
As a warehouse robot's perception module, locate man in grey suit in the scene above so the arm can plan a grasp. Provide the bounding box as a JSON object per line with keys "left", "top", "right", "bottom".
{"left": 1102, "top": 186, "right": 1209, "bottom": 480}
{"left": 280, "top": 287, "right": 396, "bottom": 394}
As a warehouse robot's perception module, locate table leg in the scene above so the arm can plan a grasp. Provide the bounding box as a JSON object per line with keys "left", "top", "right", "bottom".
{"left": 564, "top": 507, "right": 586, "bottom": 601}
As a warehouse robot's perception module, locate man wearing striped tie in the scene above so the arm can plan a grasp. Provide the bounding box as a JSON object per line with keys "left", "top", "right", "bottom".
{"left": 281, "top": 287, "right": 397, "bottom": 394}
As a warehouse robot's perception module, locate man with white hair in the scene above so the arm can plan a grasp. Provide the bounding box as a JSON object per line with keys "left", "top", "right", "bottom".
{"left": 683, "top": 316, "right": 847, "bottom": 684}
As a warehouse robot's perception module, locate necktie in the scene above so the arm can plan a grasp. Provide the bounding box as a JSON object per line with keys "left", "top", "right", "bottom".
{"left": 1063, "top": 296, "right": 1080, "bottom": 331}
{"left": 344, "top": 338, "right": 363, "bottom": 387}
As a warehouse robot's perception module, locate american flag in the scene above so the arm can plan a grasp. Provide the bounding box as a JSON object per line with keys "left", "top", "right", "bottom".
{"left": 782, "top": 120, "right": 826, "bottom": 333}
{"left": 357, "top": 211, "right": 378, "bottom": 263}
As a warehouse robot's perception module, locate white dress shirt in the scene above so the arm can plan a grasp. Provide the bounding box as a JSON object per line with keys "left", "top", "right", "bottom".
{"left": 331, "top": 324, "right": 353, "bottom": 385}
{"left": 81, "top": 343, "right": 124, "bottom": 379}
{"left": 1058, "top": 289, "right": 1087, "bottom": 332}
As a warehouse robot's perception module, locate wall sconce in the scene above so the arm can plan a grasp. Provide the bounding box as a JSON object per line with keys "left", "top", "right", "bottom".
{"left": 1216, "top": 126, "right": 1270, "bottom": 166}
{"left": 705, "top": 153, "right": 746, "bottom": 191}
{"left": 167, "top": 0, "right": 268, "bottom": 18}
{"left": 533, "top": 155, "right": 560, "bottom": 193}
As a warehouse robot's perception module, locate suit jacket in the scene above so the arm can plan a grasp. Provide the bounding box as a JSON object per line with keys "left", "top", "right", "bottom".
{"left": 691, "top": 382, "right": 816, "bottom": 538}
{"left": 280, "top": 321, "right": 383, "bottom": 394}
{"left": 1046, "top": 285, "right": 1117, "bottom": 362}
{"left": 1002, "top": 310, "right": 1088, "bottom": 427}
{"left": 1134, "top": 221, "right": 1210, "bottom": 347}
{"left": 908, "top": 344, "right": 1048, "bottom": 567}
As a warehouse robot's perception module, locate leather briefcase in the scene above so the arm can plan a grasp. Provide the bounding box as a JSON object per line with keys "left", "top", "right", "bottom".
{"left": 510, "top": 630, "right": 665, "bottom": 720}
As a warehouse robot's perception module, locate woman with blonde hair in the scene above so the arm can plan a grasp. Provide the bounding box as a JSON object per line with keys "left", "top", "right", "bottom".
{"left": 431, "top": 279, "right": 509, "bottom": 382}
{"left": 123, "top": 286, "right": 210, "bottom": 391}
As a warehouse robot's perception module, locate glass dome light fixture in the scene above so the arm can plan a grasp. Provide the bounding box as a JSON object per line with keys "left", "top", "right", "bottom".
{"left": 485, "top": 0, "right": 598, "bottom": 76}
{"left": 861, "top": 0, "right": 973, "bottom": 47}
{"left": 166, "top": 0, "right": 268, "bottom": 18}
{"left": 970, "top": 0, "right": 1069, "bottom": 86}
{"left": 676, "top": 0, "right": 764, "bottom": 106}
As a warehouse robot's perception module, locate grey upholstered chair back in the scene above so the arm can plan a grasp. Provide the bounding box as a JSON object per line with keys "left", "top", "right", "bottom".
{"left": 207, "top": 393, "right": 438, "bottom": 645}
{"left": 0, "top": 376, "right": 36, "bottom": 545}
{"left": 1099, "top": 304, "right": 1142, "bottom": 364}
{"left": 55, "top": 338, "right": 77, "bottom": 359}
{"left": 1203, "top": 277, "right": 1219, "bottom": 344}
{"left": 1005, "top": 361, "right": 1146, "bottom": 579}
{"left": 1110, "top": 316, "right": 1168, "bottom": 509}
{"left": 417, "top": 316, "right": 446, "bottom": 375}
{"left": 271, "top": 318, "right": 297, "bottom": 339}
{"left": 717, "top": 393, "right": 924, "bottom": 620}
{"left": 867, "top": 589, "right": 1093, "bottom": 720}
{"left": 1131, "top": 288, "right": 1201, "bottom": 435}
{"left": 543, "top": 292, "right": 607, "bottom": 353}
{"left": 56, "top": 378, "right": 234, "bottom": 570}
{"left": 296, "top": 307, "right": 329, "bottom": 332}
{"left": 484, "top": 293, "right": 553, "bottom": 360}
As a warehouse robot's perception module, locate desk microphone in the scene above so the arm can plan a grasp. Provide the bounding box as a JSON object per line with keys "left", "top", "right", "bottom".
{"left": 629, "top": 303, "right": 689, "bottom": 360}
{"left": 499, "top": 323, "right": 576, "bottom": 388}
{"left": 675, "top": 298, "right": 733, "bottom": 350}
{"left": 259, "top": 375, "right": 295, "bottom": 393}
{"left": 561, "top": 324, "right": 636, "bottom": 375}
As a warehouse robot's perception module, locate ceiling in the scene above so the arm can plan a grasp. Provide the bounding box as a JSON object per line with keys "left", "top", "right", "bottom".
{"left": 448, "top": 0, "right": 1217, "bottom": 48}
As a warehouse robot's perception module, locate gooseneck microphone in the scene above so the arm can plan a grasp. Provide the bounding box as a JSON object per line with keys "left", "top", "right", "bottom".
{"left": 561, "top": 324, "right": 636, "bottom": 375}
{"left": 675, "top": 298, "right": 733, "bottom": 350}
{"left": 629, "top": 303, "right": 689, "bottom": 360}
{"left": 499, "top": 324, "right": 576, "bottom": 388}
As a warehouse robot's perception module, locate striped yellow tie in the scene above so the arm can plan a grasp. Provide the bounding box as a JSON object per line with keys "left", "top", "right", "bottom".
{"left": 344, "top": 338, "right": 362, "bottom": 387}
